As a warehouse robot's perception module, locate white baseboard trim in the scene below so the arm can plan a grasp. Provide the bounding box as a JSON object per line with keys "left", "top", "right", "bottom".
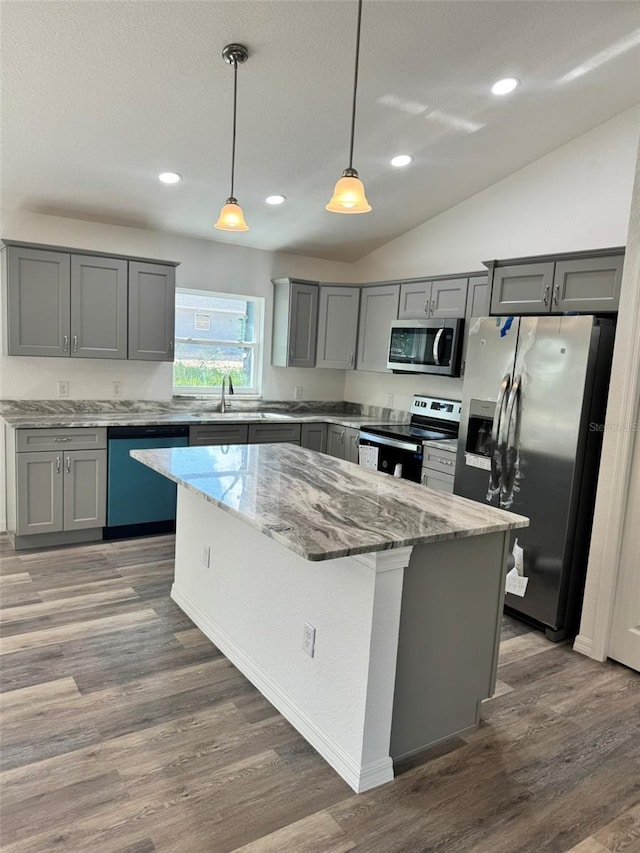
{"left": 171, "top": 583, "right": 394, "bottom": 794}
{"left": 573, "top": 634, "right": 596, "bottom": 659}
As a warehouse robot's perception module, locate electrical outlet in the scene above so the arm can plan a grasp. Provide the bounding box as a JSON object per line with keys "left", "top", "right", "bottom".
{"left": 113, "top": 381, "right": 122, "bottom": 397}
{"left": 386, "top": 393, "right": 394, "bottom": 408}
{"left": 58, "top": 381, "right": 69, "bottom": 398}
{"left": 294, "top": 385, "right": 303, "bottom": 401}
{"left": 200, "top": 545, "right": 211, "bottom": 569}
{"left": 303, "top": 622, "right": 316, "bottom": 657}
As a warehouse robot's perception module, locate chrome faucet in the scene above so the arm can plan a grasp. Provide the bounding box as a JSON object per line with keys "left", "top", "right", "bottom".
{"left": 220, "top": 374, "right": 234, "bottom": 413}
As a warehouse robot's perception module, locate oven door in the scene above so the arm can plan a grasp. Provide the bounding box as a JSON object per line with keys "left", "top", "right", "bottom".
{"left": 358, "top": 433, "right": 423, "bottom": 482}
{"left": 387, "top": 319, "right": 463, "bottom": 376}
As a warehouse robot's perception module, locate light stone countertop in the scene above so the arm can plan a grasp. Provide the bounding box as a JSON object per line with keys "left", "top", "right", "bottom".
{"left": 131, "top": 444, "right": 528, "bottom": 562}
{"left": 0, "top": 411, "right": 388, "bottom": 430}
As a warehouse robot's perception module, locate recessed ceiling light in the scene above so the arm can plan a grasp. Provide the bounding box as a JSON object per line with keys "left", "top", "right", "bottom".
{"left": 390, "top": 155, "right": 413, "bottom": 168}
{"left": 265, "top": 194, "right": 286, "bottom": 205}
{"left": 491, "top": 78, "right": 520, "bottom": 96}
{"left": 158, "top": 172, "right": 182, "bottom": 184}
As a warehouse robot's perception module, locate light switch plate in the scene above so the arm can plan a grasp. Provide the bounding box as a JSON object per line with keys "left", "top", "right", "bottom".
{"left": 58, "top": 381, "right": 69, "bottom": 398}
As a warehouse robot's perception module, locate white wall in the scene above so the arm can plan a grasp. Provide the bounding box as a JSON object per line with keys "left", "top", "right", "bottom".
{"left": 344, "top": 107, "right": 640, "bottom": 412}
{"left": 0, "top": 209, "right": 357, "bottom": 402}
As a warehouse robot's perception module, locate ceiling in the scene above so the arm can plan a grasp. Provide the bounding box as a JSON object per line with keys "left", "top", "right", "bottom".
{"left": 2, "top": 1, "right": 639, "bottom": 262}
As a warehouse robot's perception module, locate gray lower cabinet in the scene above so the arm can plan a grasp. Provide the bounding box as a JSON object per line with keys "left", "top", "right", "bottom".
{"left": 316, "top": 286, "right": 360, "bottom": 369}
{"left": 189, "top": 424, "right": 249, "bottom": 446}
{"left": 271, "top": 278, "right": 319, "bottom": 368}
{"left": 398, "top": 278, "right": 467, "bottom": 320}
{"left": 71, "top": 255, "right": 128, "bottom": 359}
{"left": 326, "top": 424, "right": 360, "bottom": 463}
{"left": 488, "top": 250, "right": 624, "bottom": 315}
{"left": 247, "top": 423, "right": 302, "bottom": 444}
{"left": 421, "top": 445, "right": 457, "bottom": 494}
{"left": 5, "top": 245, "right": 71, "bottom": 357}
{"left": 15, "top": 446, "right": 106, "bottom": 536}
{"left": 300, "top": 422, "right": 327, "bottom": 453}
{"left": 356, "top": 285, "right": 400, "bottom": 372}
{"left": 128, "top": 261, "right": 176, "bottom": 361}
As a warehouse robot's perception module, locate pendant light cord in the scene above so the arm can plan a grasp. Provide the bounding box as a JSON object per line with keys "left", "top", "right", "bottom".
{"left": 230, "top": 59, "right": 238, "bottom": 199}
{"left": 348, "top": 0, "right": 363, "bottom": 171}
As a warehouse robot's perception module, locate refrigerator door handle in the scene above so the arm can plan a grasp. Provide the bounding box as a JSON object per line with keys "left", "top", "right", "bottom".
{"left": 432, "top": 329, "right": 443, "bottom": 366}
{"left": 500, "top": 374, "right": 521, "bottom": 503}
{"left": 490, "top": 373, "right": 511, "bottom": 490}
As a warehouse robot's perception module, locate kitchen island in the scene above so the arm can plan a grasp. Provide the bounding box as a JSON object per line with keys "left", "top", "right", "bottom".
{"left": 132, "top": 443, "right": 528, "bottom": 793}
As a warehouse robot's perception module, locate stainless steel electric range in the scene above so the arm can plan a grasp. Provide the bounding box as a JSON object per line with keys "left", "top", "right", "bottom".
{"left": 359, "top": 395, "right": 461, "bottom": 482}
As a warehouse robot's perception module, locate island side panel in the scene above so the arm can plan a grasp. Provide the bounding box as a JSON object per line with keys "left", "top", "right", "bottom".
{"left": 170, "top": 485, "right": 409, "bottom": 793}
{"left": 390, "top": 531, "right": 509, "bottom": 761}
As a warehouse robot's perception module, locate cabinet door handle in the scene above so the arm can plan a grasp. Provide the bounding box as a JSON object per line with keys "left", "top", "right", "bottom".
{"left": 421, "top": 472, "right": 427, "bottom": 486}
{"left": 66, "top": 456, "right": 71, "bottom": 473}
{"left": 73, "top": 335, "right": 79, "bottom": 352}
{"left": 169, "top": 340, "right": 174, "bottom": 353}
{"left": 349, "top": 352, "right": 354, "bottom": 368}
{"left": 289, "top": 348, "right": 294, "bottom": 360}
{"left": 424, "top": 300, "right": 430, "bottom": 315}
{"left": 438, "top": 458, "right": 454, "bottom": 466}
{"left": 63, "top": 335, "right": 69, "bottom": 352}
{"left": 543, "top": 285, "right": 550, "bottom": 307}
{"left": 552, "top": 284, "right": 559, "bottom": 306}
{"left": 56, "top": 456, "right": 61, "bottom": 473}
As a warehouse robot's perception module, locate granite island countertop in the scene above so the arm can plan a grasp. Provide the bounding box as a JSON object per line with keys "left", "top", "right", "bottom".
{"left": 131, "top": 444, "right": 528, "bottom": 561}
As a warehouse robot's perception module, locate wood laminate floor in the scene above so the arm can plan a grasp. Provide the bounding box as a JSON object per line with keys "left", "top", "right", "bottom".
{"left": 0, "top": 533, "right": 638, "bottom": 853}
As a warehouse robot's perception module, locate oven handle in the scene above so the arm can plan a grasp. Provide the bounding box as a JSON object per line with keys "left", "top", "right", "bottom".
{"left": 359, "top": 431, "right": 423, "bottom": 454}
{"left": 432, "top": 329, "right": 443, "bottom": 366}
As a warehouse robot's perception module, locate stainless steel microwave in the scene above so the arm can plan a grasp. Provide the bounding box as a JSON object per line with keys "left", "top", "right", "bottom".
{"left": 387, "top": 318, "right": 464, "bottom": 376}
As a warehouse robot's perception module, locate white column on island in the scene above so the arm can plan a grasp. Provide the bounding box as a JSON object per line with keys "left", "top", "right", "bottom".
{"left": 171, "top": 485, "right": 411, "bottom": 793}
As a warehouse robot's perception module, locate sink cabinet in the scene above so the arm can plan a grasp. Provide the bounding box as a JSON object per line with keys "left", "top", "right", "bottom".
{"left": 247, "top": 423, "right": 302, "bottom": 444}
{"left": 189, "top": 424, "right": 249, "bottom": 446}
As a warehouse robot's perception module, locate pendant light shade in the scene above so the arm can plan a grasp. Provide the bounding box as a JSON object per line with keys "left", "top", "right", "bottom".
{"left": 215, "top": 44, "right": 250, "bottom": 232}
{"left": 326, "top": 0, "right": 371, "bottom": 215}
{"left": 215, "top": 198, "right": 249, "bottom": 231}
{"left": 326, "top": 169, "right": 371, "bottom": 213}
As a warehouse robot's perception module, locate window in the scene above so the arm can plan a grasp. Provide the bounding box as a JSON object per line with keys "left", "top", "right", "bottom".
{"left": 173, "top": 289, "right": 264, "bottom": 396}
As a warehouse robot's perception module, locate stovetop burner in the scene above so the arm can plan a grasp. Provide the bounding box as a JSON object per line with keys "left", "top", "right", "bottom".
{"left": 360, "top": 423, "right": 455, "bottom": 442}
{"left": 361, "top": 395, "right": 462, "bottom": 445}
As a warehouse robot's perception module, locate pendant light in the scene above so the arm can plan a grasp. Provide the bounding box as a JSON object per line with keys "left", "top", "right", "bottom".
{"left": 215, "top": 43, "right": 250, "bottom": 232}
{"left": 326, "top": 0, "right": 371, "bottom": 214}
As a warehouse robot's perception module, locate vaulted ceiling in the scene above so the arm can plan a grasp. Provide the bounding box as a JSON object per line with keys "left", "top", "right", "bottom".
{"left": 2, "top": 1, "right": 639, "bottom": 261}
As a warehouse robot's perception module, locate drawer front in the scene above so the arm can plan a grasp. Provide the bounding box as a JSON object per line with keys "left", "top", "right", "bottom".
{"left": 421, "top": 469, "right": 454, "bottom": 494}
{"left": 189, "top": 424, "right": 249, "bottom": 446}
{"left": 247, "top": 423, "right": 302, "bottom": 444}
{"left": 17, "top": 427, "right": 107, "bottom": 453}
{"left": 422, "top": 446, "right": 457, "bottom": 474}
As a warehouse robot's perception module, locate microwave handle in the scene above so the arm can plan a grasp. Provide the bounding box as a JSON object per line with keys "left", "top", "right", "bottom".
{"left": 432, "top": 329, "right": 443, "bottom": 366}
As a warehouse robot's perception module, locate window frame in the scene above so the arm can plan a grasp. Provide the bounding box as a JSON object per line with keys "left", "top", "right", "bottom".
{"left": 173, "top": 287, "right": 264, "bottom": 398}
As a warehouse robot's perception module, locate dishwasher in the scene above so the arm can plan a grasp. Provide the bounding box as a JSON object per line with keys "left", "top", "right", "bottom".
{"left": 105, "top": 425, "right": 189, "bottom": 539}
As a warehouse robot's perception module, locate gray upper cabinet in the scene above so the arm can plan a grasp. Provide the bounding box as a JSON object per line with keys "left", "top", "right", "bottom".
{"left": 552, "top": 256, "right": 623, "bottom": 313}
{"left": 71, "top": 255, "right": 128, "bottom": 359}
{"left": 430, "top": 278, "right": 467, "bottom": 318}
{"left": 128, "top": 261, "right": 176, "bottom": 361}
{"left": 398, "top": 281, "right": 431, "bottom": 319}
{"left": 466, "top": 275, "right": 490, "bottom": 319}
{"left": 316, "top": 286, "right": 360, "bottom": 369}
{"left": 3, "top": 241, "right": 179, "bottom": 361}
{"left": 487, "top": 249, "right": 624, "bottom": 316}
{"left": 271, "top": 278, "right": 319, "bottom": 368}
{"left": 398, "top": 278, "right": 467, "bottom": 319}
{"left": 490, "top": 262, "right": 555, "bottom": 315}
{"left": 6, "top": 246, "right": 71, "bottom": 357}
{"left": 356, "top": 284, "right": 400, "bottom": 373}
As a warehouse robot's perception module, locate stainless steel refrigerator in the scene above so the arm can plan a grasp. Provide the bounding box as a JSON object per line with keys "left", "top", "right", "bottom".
{"left": 454, "top": 315, "right": 615, "bottom": 640}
